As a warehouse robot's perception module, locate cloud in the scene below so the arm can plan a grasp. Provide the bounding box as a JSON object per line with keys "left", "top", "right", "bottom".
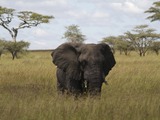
{"left": 93, "top": 11, "right": 109, "bottom": 19}
{"left": 33, "top": 28, "right": 49, "bottom": 37}
{"left": 110, "top": 1, "right": 143, "bottom": 14}
{"left": 34, "top": 41, "right": 47, "bottom": 46}
{"left": 41, "top": 0, "right": 67, "bottom": 6}
{"left": 66, "top": 9, "right": 110, "bottom": 27}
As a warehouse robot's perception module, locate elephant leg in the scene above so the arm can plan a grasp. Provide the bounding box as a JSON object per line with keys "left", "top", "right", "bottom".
{"left": 69, "top": 79, "right": 83, "bottom": 94}
{"left": 56, "top": 68, "right": 84, "bottom": 96}
{"left": 57, "top": 80, "right": 65, "bottom": 94}
{"left": 56, "top": 68, "right": 66, "bottom": 94}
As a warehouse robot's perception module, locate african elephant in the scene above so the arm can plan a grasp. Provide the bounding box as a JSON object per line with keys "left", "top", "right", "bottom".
{"left": 51, "top": 42, "right": 116, "bottom": 96}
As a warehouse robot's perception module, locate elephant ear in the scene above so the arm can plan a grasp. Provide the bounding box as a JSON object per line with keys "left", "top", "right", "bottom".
{"left": 98, "top": 43, "right": 116, "bottom": 76}
{"left": 51, "top": 43, "right": 81, "bottom": 80}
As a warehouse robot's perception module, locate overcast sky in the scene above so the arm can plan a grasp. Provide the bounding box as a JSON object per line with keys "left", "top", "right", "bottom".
{"left": 0, "top": 0, "right": 159, "bottom": 49}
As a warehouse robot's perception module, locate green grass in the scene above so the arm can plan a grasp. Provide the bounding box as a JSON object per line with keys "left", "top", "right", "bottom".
{"left": 0, "top": 52, "right": 160, "bottom": 120}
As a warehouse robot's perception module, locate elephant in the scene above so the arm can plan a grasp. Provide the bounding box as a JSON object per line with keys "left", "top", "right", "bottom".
{"left": 51, "top": 42, "right": 116, "bottom": 96}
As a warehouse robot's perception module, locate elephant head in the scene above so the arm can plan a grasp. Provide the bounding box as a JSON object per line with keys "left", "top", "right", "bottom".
{"left": 51, "top": 42, "right": 116, "bottom": 96}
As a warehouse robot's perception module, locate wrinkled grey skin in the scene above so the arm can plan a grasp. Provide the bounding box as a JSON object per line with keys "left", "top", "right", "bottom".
{"left": 51, "top": 42, "right": 116, "bottom": 96}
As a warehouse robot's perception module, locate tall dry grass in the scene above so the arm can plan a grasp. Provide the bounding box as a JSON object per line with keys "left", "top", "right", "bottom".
{"left": 0, "top": 52, "right": 160, "bottom": 120}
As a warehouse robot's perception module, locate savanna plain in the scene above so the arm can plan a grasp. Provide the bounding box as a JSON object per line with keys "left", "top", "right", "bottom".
{"left": 0, "top": 51, "right": 160, "bottom": 120}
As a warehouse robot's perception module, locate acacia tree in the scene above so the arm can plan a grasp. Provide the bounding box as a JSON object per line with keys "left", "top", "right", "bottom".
{"left": 0, "top": 6, "right": 53, "bottom": 59}
{"left": 63, "top": 24, "right": 85, "bottom": 43}
{"left": 125, "top": 25, "right": 160, "bottom": 56}
{"left": 4, "top": 40, "right": 30, "bottom": 60}
{"left": 145, "top": 1, "right": 160, "bottom": 22}
{"left": 102, "top": 35, "right": 133, "bottom": 55}
{"left": 0, "top": 6, "right": 53, "bottom": 42}
{"left": 116, "top": 35, "right": 133, "bottom": 55}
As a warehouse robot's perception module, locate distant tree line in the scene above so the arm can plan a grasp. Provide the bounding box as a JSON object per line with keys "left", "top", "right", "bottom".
{"left": 64, "top": 24, "right": 160, "bottom": 56}
{"left": 102, "top": 25, "right": 160, "bottom": 56}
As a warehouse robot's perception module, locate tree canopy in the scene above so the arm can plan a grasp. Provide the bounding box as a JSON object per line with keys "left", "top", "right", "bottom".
{"left": 102, "top": 35, "right": 133, "bottom": 55}
{"left": 4, "top": 40, "right": 30, "bottom": 60}
{"left": 145, "top": 1, "right": 160, "bottom": 22}
{"left": 0, "top": 6, "right": 54, "bottom": 42}
{"left": 63, "top": 24, "right": 86, "bottom": 43}
{"left": 125, "top": 25, "right": 160, "bottom": 56}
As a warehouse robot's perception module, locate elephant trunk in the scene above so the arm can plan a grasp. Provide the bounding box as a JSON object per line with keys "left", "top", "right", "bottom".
{"left": 84, "top": 66, "right": 104, "bottom": 96}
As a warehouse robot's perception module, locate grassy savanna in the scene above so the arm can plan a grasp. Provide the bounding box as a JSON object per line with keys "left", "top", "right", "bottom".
{"left": 0, "top": 51, "right": 160, "bottom": 120}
